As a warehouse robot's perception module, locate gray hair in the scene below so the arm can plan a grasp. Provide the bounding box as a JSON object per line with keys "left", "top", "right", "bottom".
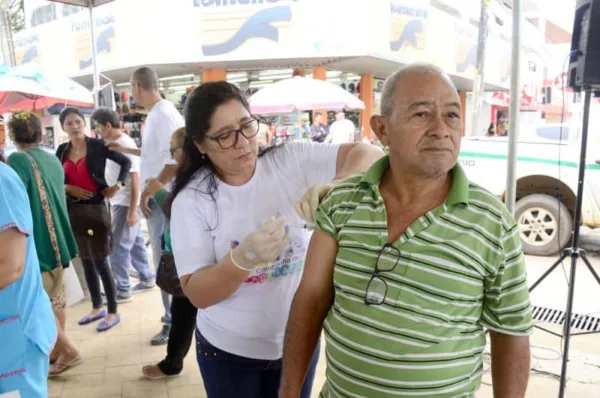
{"left": 380, "top": 63, "right": 455, "bottom": 117}
{"left": 131, "top": 66, "right": 159, "bottom": 91}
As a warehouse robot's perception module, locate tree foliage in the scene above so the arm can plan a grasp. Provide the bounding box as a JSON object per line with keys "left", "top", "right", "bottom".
{"left": 1, "top": 0, "right": 24, "bottom": 33}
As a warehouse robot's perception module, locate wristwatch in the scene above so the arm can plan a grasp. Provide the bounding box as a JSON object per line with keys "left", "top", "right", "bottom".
{"left": 115, "top": 181, "right": 124, "bottom": 190}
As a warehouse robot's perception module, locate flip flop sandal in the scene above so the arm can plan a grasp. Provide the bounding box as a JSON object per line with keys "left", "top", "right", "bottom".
{"left": 96, "top": 315, "right": 120, "bottom": 332}
{"left": 49, "top": 355, "right": 83, "bottom": 377}
{"left": 142, "top": 365, "right": 179, "bottom": 380}
{"left": 78, "top": 310, "right": 107, "bottom": 325}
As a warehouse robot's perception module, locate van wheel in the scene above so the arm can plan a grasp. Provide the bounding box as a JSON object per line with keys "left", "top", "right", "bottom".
{"left": 514, "top": 194, "right": 572, "bottom": 256}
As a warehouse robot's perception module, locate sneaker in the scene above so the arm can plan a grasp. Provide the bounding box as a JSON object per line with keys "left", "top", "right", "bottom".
{"left": 150, "top": 325, "right": 170, "bottom": 346}
{"left": 132, "top": 281, "right": 155, "bottom": 293}
{"left": 102, "top": 293, "right": 133, "bottom": 304}
{"left": 116, "top": 294, "right": 133, "bottom": 303}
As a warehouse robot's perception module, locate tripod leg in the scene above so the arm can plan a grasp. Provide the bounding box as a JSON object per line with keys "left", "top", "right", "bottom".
{"left": 558, "top": 250, "right": 579, "bottom": 398}
{"left": 580, "top": 253, "right": 600, "bottom": 285}
{"left": 529, "top": 251, "right": 569, "bottom": 292}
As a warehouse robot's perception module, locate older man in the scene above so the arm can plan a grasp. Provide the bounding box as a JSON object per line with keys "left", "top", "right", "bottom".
{"left": 280, "top": 64, "right": 533, "bottom": 398}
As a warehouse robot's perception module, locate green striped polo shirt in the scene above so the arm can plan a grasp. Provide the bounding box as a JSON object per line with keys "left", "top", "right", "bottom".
{"left": 315, "top": 156, "right": 533, "bottom": 398}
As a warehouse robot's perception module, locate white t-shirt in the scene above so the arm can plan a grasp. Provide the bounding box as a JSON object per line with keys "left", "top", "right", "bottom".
{"left": 105, "top": 134, "right": 140, "bottom": 207}
{"left": 140, "top": 99, "right": 185, "bottom": 183}
{"left": 171, "top": 141, "right": 339, "bottom": 360}
{"left": 327, "top": 119, "right": 355, "bottom": 144}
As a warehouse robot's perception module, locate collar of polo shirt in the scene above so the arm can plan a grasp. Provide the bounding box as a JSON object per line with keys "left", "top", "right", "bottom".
{"left": 358, "top": 155, "right": 469, "bottom": 206}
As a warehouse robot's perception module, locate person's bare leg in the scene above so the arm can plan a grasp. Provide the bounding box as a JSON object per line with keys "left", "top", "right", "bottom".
{"left": 53, "top": 316, "right": 81, "bottom": 360}
{"left": 49, "top": 316, "right": 83, "bottom": 375}
{"left": 50, "top": 310, "right": 68, "bottom": 362}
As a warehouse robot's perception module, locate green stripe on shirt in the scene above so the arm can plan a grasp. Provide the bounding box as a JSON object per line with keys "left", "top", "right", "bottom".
{"left": 315, "top": 156, "right": 533, "bottom": 398}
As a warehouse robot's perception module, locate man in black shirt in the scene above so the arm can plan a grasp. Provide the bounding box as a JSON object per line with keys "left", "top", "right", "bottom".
{"left": 310, "top": 112, "right": 329, "bottom": 143}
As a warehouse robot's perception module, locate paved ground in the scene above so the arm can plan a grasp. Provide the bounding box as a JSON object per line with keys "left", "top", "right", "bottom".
{"left": 47, "top": 252, "right": 600, "bottom": 397}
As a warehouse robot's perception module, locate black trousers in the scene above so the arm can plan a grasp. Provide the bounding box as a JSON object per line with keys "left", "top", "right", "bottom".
{"left": 82, "top": 257, "right": 117, "bottom": 314}
{"left": 158, "top": 295, "right": 198, "bottom": 375}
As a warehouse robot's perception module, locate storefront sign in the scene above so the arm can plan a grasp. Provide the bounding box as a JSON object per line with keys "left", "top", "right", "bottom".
{"left": 389, "top": 1, "right": 429, "bottom": 61}
{"left": 71, "top": 14, "right": 116, "bottom": 72}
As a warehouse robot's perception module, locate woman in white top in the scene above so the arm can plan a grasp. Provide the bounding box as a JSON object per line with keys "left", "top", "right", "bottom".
{"left": 169, "top": 81, "right": 382, "bottom": 398}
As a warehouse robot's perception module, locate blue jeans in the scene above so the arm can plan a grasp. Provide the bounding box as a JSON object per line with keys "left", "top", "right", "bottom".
{"left": 196, "top": 330, "right": 320, "bottom": 398}
{"left": 110, "top": 205, "right": 155, "bottom": 294}
{"left": 146, "top": 198, "right": 171, "bottom": 325}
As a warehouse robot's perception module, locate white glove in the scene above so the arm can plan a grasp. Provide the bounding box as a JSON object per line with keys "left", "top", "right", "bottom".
{"left": 294, "top": 181, "right": 339, "bottom": 225}
{"left": 230, "top": 216, "right": 290, "bottom": 270}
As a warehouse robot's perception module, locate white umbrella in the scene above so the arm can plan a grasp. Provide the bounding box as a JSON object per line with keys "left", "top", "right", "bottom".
{"left": 249, "top": 76, "right": 365, "bottom": 115}
{"left": 0, "top": 62, "right": 93, "bottom": 112}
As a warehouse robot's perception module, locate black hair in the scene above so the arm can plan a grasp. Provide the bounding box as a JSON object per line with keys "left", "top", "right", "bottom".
{"left": 167, "top": 81, "right": 277, "bottom": 217}
{"left": 8, "top": 110, "right": 42, "bottom": 145}
{"left": 59, "top": 107, "right": 85, "bottom": 126}
{"left": 91, "top": 107, "right": 120, "bottom": 128}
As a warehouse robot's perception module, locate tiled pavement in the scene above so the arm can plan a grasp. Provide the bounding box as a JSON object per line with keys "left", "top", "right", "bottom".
{"left": 47, "top": 285, "right": 600, "bottom": 398}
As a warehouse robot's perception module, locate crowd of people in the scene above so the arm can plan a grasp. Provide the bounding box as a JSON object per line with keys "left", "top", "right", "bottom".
{"left": 0, "top": 63, "right": 534, "bottom": 398}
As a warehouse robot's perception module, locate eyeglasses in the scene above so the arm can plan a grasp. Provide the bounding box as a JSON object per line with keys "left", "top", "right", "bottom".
{"left": 364, "top": 243, "right": 402, "bottom": 306}
{"left": 170, "top": 147, "right": 181, "bottom": 157}
{"left": 207, "top": 118, "right": 260, "bottom": 150}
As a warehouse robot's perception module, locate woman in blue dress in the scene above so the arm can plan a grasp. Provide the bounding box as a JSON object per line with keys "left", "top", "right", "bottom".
{"left": 0, "top": 152, "right": 57, "bottom": 397}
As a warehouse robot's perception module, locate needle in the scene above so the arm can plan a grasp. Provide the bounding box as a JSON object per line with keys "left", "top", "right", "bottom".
{"left": 288, "top": 222, "right": 316, "bottom": 230}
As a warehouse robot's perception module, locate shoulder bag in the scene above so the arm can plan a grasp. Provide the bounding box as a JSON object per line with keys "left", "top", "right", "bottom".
{"left": 23, "top": 151, "right": 66, "bottom": 312}
{"left": 156, "top": 236, "right": 184, "bottom": 297}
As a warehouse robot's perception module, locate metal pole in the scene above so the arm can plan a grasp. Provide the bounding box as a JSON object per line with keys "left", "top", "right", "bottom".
{"left": 88, "top": 1, "right": 100, "bottom": 105}
{"left": 505, "top": 0, "right": 522, "bottom": 215}
{"left": 469, "top": 0, "right": 491, "bottom": 137}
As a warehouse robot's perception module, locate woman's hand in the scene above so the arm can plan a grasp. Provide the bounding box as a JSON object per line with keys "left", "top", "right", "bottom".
{"left": 66, "top": 184, "right": 94, "bottom": 200}
{"left": 230, "top": 216, "right": 290, "bottom": 270}
{"left": 102, "top": 184, "right": 121, "bottom": 199}
{"left": 295, "top": 181, "right": 340, "bottom": 224}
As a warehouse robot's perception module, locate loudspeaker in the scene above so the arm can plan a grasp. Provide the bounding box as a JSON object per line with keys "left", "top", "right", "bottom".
{"left": 568, "top": 0, "right": 600, "bottom": 89}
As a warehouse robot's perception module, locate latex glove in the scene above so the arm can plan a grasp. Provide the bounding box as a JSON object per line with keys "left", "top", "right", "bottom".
{"left": 230, "top": 216, "right": 290, "bottom": 270}
{"left": 295, "top": 181, "right": 339, "bottom": 225}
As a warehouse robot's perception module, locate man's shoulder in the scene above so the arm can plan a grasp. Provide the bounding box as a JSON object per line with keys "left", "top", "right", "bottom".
{"left": 117, "top": 134, "right": 137, "bottom": 149}
{"left": 466, "top": 181, "right": 516, "bottom": 228}
{"left": 153, "top": 100, "right": 182, "bottom": 118}
{"left": 322, "top": 174, "right": 367, "bottom": 207}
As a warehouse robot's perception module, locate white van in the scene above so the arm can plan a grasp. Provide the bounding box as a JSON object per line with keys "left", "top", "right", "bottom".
{"left": 458, "top": 122, "right": 600, "bottom": 256}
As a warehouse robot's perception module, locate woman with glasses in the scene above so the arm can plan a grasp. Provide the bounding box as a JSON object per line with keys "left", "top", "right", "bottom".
{"left": 168, "top": 81, "right": 383, "bottom": 398}
{"left": 56, "top": 107, "right": 131, "bottom": 333}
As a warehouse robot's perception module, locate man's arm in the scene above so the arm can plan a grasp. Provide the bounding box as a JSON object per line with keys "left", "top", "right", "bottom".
{"left": 490, "top": 332, "right": 530, "bottom": 397}
{"left": 334, "top": 143, "right": 384, "bottom": 180}
{"left": 106, "top": 141, "right": 141, "bottom": 156}
{"left": 280, "top": 230, "right": 337, "bottom": 396}
{"left": 0, "top": 227, "right": 27, "bottom": 289}
{"left": 129, "top": 172, "right": 141, "bottom": 210}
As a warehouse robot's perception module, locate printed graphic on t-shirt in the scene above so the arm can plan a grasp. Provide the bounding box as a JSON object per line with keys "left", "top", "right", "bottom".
{"left": 229, "top": 234, "right": 306, "bottom": 285}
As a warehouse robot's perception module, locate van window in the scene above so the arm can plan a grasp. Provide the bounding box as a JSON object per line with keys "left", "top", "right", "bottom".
{"left": 536, "top": 126, "right": 569, "bottom": 141}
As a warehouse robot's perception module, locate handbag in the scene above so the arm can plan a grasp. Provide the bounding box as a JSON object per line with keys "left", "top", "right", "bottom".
{"left": 23, "top": 151, "right": 65, "bottom": 304}
{"left": 67, "top": 200, "right": 112, "bottom": 260}
{"left": 156, "top": 236, "right": 184, "bottom": 297}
